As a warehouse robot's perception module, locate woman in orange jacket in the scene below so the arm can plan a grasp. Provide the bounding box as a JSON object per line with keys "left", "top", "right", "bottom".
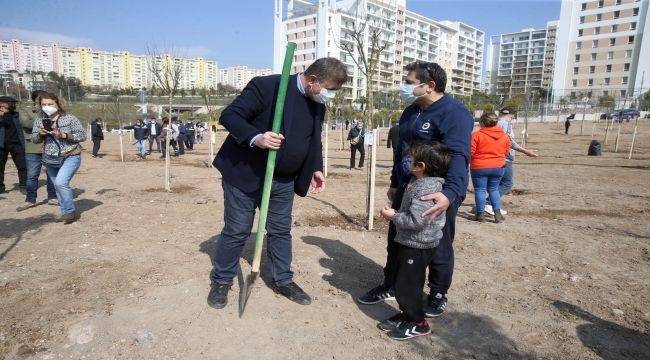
{"left": 470, "top": 113, "right": 511, "bottom": 223}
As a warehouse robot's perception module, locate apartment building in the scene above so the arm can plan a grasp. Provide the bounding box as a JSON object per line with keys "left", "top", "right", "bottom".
{"left": 0, "top": 39, "right": 226, "bottom": 91}
{"left": 273, "top": 0, "right": 484, "bottom": 102}
{"left": 219, "top": 66, "right": 273, "bottom": 90}
{"left": 553, "top": 0, "right": 649, "bottom": 104}
{"left": 486, "top": 26, "right": 552, "bottom": 98}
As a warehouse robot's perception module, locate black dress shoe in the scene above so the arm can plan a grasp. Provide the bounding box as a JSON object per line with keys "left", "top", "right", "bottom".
{"left": 276, "top": 282, "right": 311, "bottom": 305}
{"left": 207, "top": 283, "right": 231, "bottom": 309}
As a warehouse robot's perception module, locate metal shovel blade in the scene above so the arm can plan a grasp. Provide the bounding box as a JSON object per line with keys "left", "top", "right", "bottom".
{"left": 238, "top": 271, "right": 258, "bottom": 317}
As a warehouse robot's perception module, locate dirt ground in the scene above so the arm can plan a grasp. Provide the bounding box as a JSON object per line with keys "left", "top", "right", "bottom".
{"left": 1, "top": 118, "right": 649, "bottom": 360}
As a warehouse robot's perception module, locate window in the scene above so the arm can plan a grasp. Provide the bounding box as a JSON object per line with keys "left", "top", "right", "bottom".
{"left": 616, "top": 0, "right": 621, "bottom": 4}
{"left": 608, "top": 51, "right": 614, "bottom": 59}
{"left": 574, "top": 67, "right": 579, "bottom": 75}
{"left": 598, "top": 0, "right": 603, "bottom": 8}
{"left": 604, "top": 78, "right": 610, "bottom": 85}
{"left": 576, "top": 41, "right": 582, "bottom": 49}
{"left": 621, "top": 90, "right": 626, "bottom": 97}
{"left": 576, "top": 54, "right": 581, "bottom": 62}
{"left": 582, "top": 3, "right": 587, "bottom": 10}
{"left": 591, "top": 53, "right": 597, "bottom": 60}
{"left": 614, "top": 11, "right": 620, "bottom": 19}
{"left": 612, "top": 24, "right": 618, "bottom": 32}
{"left": 624, "top": 63, "right": 630, "bottom": 71}
{"left": 596, "top": 14, "right": 602, "bottom": 21}
{"left": 606, "top": 64, "right": 612, "bottom": 72}
{"left": 580, "top": 16, "right": 585, "bottom": 24}
{"left": 588, "top": 79, "right": 593, "bottom": 87}
{"left": 603, "top": 90, "right": 609, "bottom": 96}
{"left": 609, "top": 38, "right": 616, "bottom": 46}
{"left": 578, "top": 29, "right": 583, "bottom": 37}
{"left": 595, "top": 27, "right": 600, "bottom": 35}
{"left": 622, "top": 77, "right": 628, "bottom": 85}
{"left": 633, "top": 8, "right": 639, "bottom": 16}
{"left": 631, "top": 22, "right": 637, "bottom": 30}
{"left": 628, "top": 36, "right": 634, "bottom": 44}
{"left": 625, "top": 49, "right": 632, "bottom": 58}
{"left": 593, "top": 40, "right": 599, "bottom": 48}
{"left": 590, "top": 65, "right": 595, "bottom": 73}
{"left": 572, "top": 79, "right": 577, "bottom": 87}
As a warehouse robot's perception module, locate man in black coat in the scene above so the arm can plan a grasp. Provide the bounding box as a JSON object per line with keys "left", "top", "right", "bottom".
{"left": 207, "top": 57, "right": 348, "bottom": 310}
{"left": 386, "top": 123, "right": 400, "bottom": 163}
{"left": 0, "top": 96, "right": 26, "bottom": 193}
{"left": 91, "top": 118, "right": 104, "bottom": 158}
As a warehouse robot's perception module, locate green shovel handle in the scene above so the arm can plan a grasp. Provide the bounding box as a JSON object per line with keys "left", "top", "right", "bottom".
{"left": 251, "top": 42, "right": 296, "bottom": 272}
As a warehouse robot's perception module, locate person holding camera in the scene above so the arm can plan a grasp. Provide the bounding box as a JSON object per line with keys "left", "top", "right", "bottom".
{"left": 31, "top": 92, "right": 86, "bottom": 224}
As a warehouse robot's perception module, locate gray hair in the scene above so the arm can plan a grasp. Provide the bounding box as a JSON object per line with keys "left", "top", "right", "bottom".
{"left": 304, "top": 57, "right": 348, "bottom": 85}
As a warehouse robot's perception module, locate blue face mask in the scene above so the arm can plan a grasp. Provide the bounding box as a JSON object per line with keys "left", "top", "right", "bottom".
{"left": 399, "top": 83, "right": 426, "bottom": 104}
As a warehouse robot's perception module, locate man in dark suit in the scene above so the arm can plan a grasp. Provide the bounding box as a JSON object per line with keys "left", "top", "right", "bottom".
{"left": 147, "top": 119, "right": 162, "bottom": 154}
{"left": 208, "top": 57, "right": 348, "bottom": 309}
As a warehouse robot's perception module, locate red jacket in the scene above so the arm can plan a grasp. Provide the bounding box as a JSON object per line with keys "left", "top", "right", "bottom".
{"left": 471, "top": 126, "right": 511, "bottom": 170}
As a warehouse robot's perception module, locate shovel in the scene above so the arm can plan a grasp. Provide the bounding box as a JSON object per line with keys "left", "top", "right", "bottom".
{"left": 239, "top": 42, "right": 296, "bottom": 317}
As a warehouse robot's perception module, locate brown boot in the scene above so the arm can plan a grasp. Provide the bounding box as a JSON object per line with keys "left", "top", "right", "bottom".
{"left": 56, "top": 212, "right": 77, "bottom": 224}
{"left": 475, "top": 211, "right": 485, "bottom": 222}
{"left": 494, "top": 210, "right": 505, "bottom": 223}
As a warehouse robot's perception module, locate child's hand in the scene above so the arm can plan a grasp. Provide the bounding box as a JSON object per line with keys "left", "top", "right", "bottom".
{"left": 380, "top": 205, "right": 395, "bottom": 220}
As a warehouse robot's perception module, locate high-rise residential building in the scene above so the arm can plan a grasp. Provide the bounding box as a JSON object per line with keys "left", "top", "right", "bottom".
{"left": 219, "top": 66, "right": 273, "bottom": 90}
{"left": 273, "top": 0, "right": 484, "bottom": 103}
{"left": 0, "top": 39, "right": 227, "bottom": 91}
{"left": 0, "top": 39, "right": 59, "bottom": 74}
{"left": 553, "top": 0, "right": 649, "bottom": 105}
{"left": 486, "top": 26, "right": 553, "bottom": 98}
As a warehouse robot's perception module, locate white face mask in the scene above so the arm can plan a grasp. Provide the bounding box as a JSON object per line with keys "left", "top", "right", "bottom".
{"left": 312, "top": 87, "right": 337, "bottom": 105}
{"left": 399, "top": 83, "right": 426, "bottom": 104}
{"left": 42, "top": 105, "right": 58, "bottom": 117}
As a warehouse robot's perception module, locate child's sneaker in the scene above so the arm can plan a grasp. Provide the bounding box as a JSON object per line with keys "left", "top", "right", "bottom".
{"left": 357, "top": 285, "right": 395, "bottom": 304}
{"left": 387, "top": 320, "right": 431, "bottom": 341}
{"left": 424, "top": 292, "right": 447, "bottom": 317}
{"left": 377, "top": 313, "right": 406, "bottom": 332}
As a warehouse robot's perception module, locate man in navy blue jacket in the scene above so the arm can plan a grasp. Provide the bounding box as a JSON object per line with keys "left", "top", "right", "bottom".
{"left": 208, "top": 57, "right": 348, "bottom": 309}
{"left": 358, "top": 62, "right": 473, "bottom": 326}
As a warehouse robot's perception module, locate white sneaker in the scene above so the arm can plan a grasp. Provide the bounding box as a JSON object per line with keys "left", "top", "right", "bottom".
{"left": 16, "top": 202, "right": 36, "bottom": 212}
{"left": 484, "top": 204, "right": 495, "bottom": 216}
{"left": 501, "top": 208, "right": 508, "bottom": 215}
{"left": 48, "top": 198, "right": 59, "bottom": 206}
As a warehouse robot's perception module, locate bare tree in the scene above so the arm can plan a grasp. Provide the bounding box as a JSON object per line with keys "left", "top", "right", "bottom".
{"left": 335, "top": 7, "right": 391, "bottom": 129}
{"left": 146, "top": 46, "right": 183, "bottom": 191}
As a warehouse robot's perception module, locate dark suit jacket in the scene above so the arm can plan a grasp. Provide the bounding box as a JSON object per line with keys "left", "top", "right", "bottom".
{"left": 213, "top": 74, "right": 325, "bottom": 197}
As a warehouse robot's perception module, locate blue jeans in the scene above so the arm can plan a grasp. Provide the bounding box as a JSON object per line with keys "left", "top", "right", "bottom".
{"left": 211, "top": 178, "right": 295, "bottom": 287}
{"left": 25, "top": 153, "right": 56, "bottom": 203}
{"left": 471, "top": 167, "right": 505, "bottom": 213}
{"left": 135, "top": 139, "right": 147, "bottom": 157}
{"left": 498, "top": 160, "right": 514, "bottom": 197}
{"left": 45, "top": 154, "right": 81, "bottom": 215}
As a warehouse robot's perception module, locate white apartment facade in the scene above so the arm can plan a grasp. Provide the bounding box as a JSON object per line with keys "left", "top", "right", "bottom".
{"left": 0, "top": 39, "right": 237, "bottom": 91}
{"left": 219, "top": 66, "right": 273, "bottom": 90}
{"left": 273, "top": 0, "right": 484, "bottom": 103}
{"left": 487, "top": 27, "right": 551, "bottom": 97}
{"left": 553, "top": 0, "right": 649, "bottom": 105}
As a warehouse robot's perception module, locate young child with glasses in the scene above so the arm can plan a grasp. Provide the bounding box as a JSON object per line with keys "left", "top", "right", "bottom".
{"left": 377, "top": 140, "right": 450, "bottom": 340}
